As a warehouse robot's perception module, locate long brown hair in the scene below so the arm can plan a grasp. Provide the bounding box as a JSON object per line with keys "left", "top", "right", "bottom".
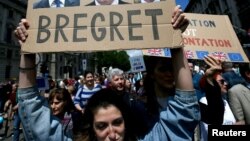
{"left": 144, "top": 56, "right": 173, "bottom": 115}
{"left": 49, "top": 88, "right": 75, "bottom": 114}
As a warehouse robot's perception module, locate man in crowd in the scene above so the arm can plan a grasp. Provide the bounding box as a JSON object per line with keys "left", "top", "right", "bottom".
{"left": 33, "top": 0, "right": 80, "bottom": 9}
{"left": 228, "top": 63, "right": 250, "bottom": 125}
{"left": 86, "top": 0, "right": 129, "bottom": 6}
{"left": 107, "top": 68, "right": 149, "bottom": 136}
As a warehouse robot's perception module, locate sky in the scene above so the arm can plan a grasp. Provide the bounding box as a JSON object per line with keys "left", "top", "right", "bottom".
{"left": 175, "top": 0, "right": 189, "bottom": 10}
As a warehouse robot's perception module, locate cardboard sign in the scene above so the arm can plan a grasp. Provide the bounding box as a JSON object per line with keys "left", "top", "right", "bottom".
{"left": 126, "top": 49, "right": 143, "bottom": 57}
{"left": 22, "top": 0, "right": 183, "bottom": 53}
{"left": 183, "top": 13, "right": 249, "bottom": 62}
{"left": 143, "top": 13, "right": 249, "bottom": 62}
{"left": 129, "top": 56, "right": 146, "bottom": 72}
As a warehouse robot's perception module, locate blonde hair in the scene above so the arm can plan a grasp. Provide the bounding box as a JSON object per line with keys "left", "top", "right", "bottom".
{"left": 67, "top": 85, "right": 75, "bottom": 95}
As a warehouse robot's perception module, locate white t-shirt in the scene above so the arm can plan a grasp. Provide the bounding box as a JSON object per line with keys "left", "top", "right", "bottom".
{"left": 141, "top": 0, "right": 160, "bottom": 3}
{"left": 49, "top": 0, "right": 65, "bottom": 7}
{"left": 199, "top": 97, "right": 236, "bottom": 141}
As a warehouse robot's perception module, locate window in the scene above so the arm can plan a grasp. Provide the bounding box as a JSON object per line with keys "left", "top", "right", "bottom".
{"left": 7, "top": 49, "right": 12, "bottom": 59}
{"left": 208, "top": 2, "right": 216, "bottom": 14}
{"left": 60, "top": 55, "right": 63, "bottom": 62}
{"left": 0, "top": 48, "right": 6, "bottom": 57}
{"left": 45, "top": 54, "right": 49, "bottom": 61}
{"left": 5, "top": 26, "right": 13, "bottom": 43}
{"left": 14, "top": 50, "right": 20, "bottom": 58}
{"left": 0, "top": 22, "right": 2, "bottom": 36}
{"left": 5, "top": 65, "right": 11, "bottom": 79}
{"left": 60, "top": 66, "right": 63, "bottom": 77}
{"left": 213, "top": 1, "right": 221, "bottom": 13}
{"left": 0, "top": 5, "right": 3, "bottom": 18}
{"left": 8, "top": 10, "right": 14, "bottom": 19}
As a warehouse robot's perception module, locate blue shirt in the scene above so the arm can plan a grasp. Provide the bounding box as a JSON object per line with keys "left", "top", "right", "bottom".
{"left": 73, "top": 84, "right": 102, "bottom": 108}
{"left": 138, "top": 89, "right": 200, "bottom": 141}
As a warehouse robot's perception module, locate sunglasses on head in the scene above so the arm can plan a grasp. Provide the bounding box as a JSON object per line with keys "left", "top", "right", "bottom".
{"left": 218, "top": 79, "right": 226, "bottom": 85}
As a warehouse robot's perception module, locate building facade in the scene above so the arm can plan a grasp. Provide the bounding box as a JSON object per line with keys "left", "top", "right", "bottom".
{"left": 185, "top": 0, "right": 250, "bottom": 59}
{"left": 0, "top": 0, "right": 26, "bottom": 82}
{"left": 39, "top": 52, "right": 95, "bottom": 80}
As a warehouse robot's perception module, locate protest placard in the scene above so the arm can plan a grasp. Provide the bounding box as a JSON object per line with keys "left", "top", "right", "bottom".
{"left": 143, "top": 13, "right": 249, "bottom": 62}
{"left": 36, "top": 76, "right": 49, "bottom": 91}
{"left": 22, "top": 0, "right": 182, "bottom": 53}
{"left": 129, "top": 56, "right": 146, "bottom": 72}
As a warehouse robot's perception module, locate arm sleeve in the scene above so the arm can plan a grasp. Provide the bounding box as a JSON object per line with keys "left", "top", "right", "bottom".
{"left": 139, "top": 90, "right": 200, "bottom": 141}
{"left": 228, "top": 85, "right": 244, "bottom": 121}
{"left": 73, "top": 87, "right": 82, "bottom": 105}
{"left": 203, "top": 79, "right": 224, "bottom": 124}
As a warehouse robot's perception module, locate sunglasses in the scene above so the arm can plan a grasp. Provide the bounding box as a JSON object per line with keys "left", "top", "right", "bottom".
{"left": 158, "top": 65, "right": 173, "bottom": 72}
{"left": 217, "top": 79, "right": 226, "bottom": 85}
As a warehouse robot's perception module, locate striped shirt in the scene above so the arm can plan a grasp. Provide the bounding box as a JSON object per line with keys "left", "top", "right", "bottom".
{"left": 73, "top": 84, "right": 102, "bottom": 108}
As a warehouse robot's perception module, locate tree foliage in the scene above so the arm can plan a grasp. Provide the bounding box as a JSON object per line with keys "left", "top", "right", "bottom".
{"left": 96, "top": 51, "right": 130, "bottom": 73}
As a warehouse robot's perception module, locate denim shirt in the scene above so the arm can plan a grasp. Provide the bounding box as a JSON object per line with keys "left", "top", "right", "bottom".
{"left": 18, "top": 87, "right": 199, "bottom": 141}
{"left": 18, "top": 87, "right": 72, "bottom": 141}
{"left": 138, "top": 89, "right": 200, "bottom": 141}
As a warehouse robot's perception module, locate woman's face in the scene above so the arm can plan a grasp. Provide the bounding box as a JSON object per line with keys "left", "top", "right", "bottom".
{"left": 152, "top": 60, "right": 174, "bottom": 90}
{"left": 93, "top": 105, "right": 125, "bottom": 141}
{"left": 12, "top": 84, "right": 18, "bottom": 92}
{"left": 215, "top": 74, "right": 228, "bottom": 94}
{"left": 125, "top": 80, "right": 131, "bottom": 89}
{"left": 95, "top": 78, "right": 101, "bottom": 84}
{"left": 139, "top": 80, "right": 143, "bottom": 86}
{"left": 50, "top": 97, "right": 65, "bottom": 116}
{"left": 85, "top": 73, "right": 94, "bottom": 86}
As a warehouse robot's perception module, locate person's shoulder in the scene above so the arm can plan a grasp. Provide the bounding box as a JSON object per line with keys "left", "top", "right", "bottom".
{"left": 94, "top": 84, "right": 102, "bottom": 89}
{"left": 119, "top": 0, "right": 130, "bottom": 4}
{"left": 229, "top": 84, "right": 249, "bottom": 93}
{"left": 77, "top": 85, "right": 84, "bottom": 91}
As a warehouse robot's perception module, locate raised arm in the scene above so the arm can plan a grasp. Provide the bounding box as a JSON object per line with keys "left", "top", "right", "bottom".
{"left": 171, "top": 5, "right": 193, "bottom": 91}
{"left": 171, "top": 48, "right": 193, "bottom": 91}
{"left": 15, "top": 19, "right": 36, "bottom": 88}
{"left": 18, "top": 54, "right": 36, "bottom": 88}
{"left": 200, "top": 55, "right": 224, "bottom": 124}
{"left": 15, "top": 19, "right": 71, "bottom": 141}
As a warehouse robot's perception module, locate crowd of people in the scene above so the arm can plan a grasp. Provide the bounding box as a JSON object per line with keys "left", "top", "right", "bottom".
{"left": 0, "top": 2, "right": 249, "bottom": 141}
{"left": 1, "top": 54, "right": 249, "bottom": 141}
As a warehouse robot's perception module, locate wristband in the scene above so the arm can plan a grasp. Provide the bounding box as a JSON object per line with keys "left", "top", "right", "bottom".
{"left": 19, "top": 66, "right": 36, "bottom": 71}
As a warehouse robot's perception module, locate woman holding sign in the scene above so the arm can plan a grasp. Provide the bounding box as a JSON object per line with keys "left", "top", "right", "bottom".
{"left": 15, "top": 5, "right": 199, "bottom": 141}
